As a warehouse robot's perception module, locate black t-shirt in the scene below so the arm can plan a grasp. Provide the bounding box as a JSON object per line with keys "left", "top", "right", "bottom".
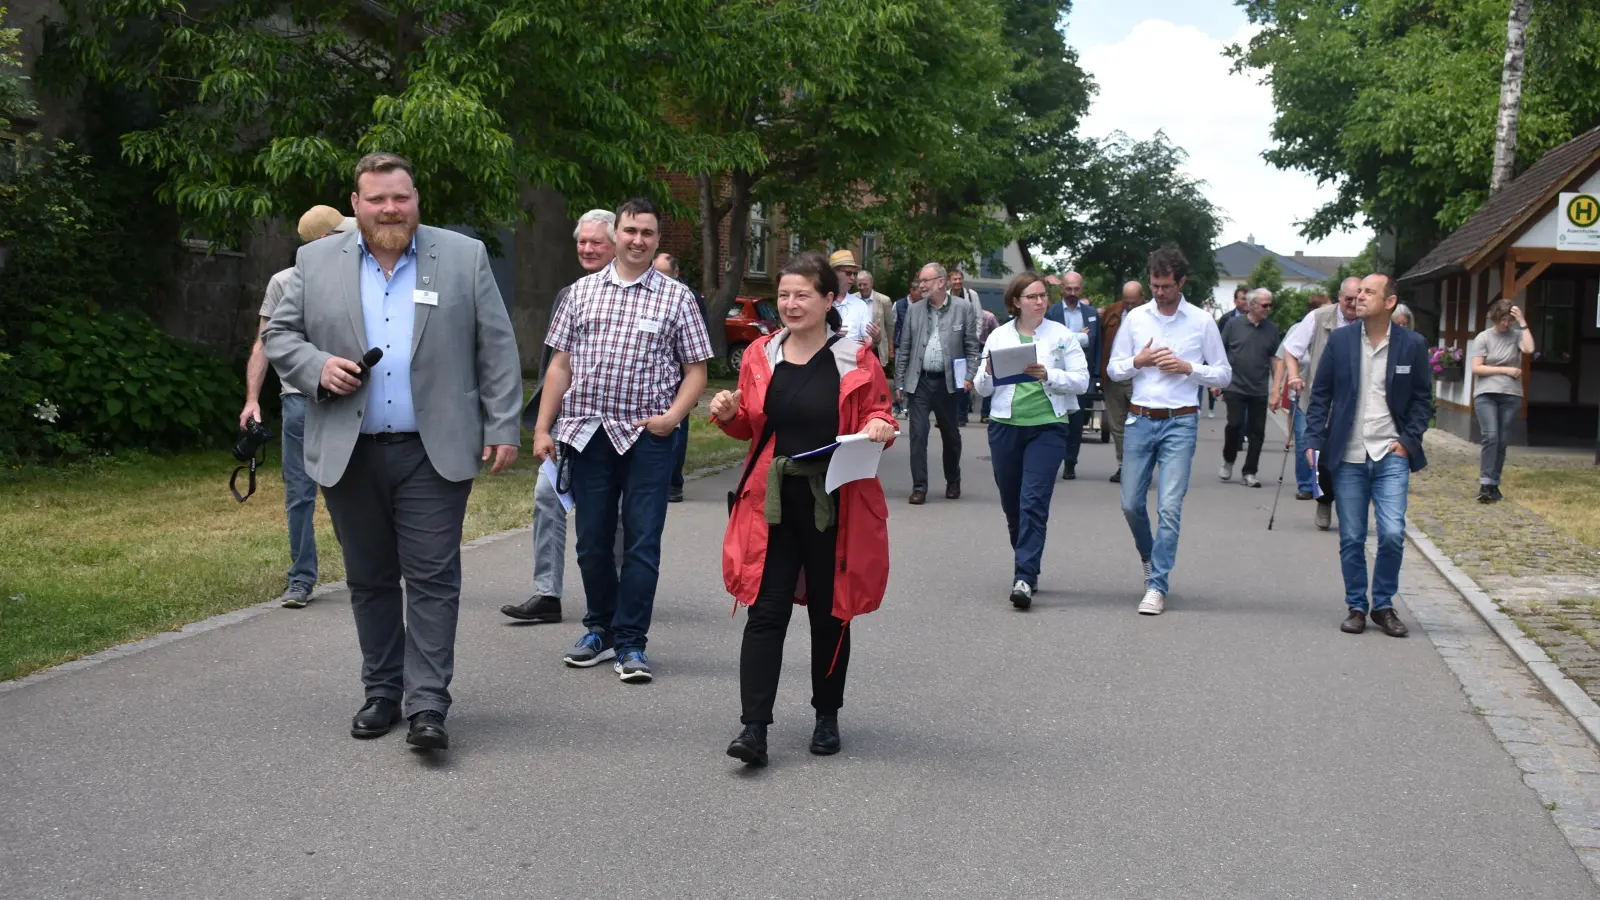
{"left": 767, "top": 340, "right": 841, "bottom": 459}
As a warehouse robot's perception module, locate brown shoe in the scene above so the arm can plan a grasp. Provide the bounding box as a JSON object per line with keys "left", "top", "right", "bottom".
{"left": 1340, "top": 609, "right": 1366, "bottom": 634}
{"left": 1370, "top": 608, "right": 1409, "bottom": 638}
{"left": 945, "top": 481, "right": 961, "bottom": 500}
{"left": 909, "top": 490, "right": 926, "bottom": 505}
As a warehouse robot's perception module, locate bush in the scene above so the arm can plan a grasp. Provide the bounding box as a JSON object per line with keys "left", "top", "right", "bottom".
{"left": 0, "top": 304, "right": 238, "bottom": 461}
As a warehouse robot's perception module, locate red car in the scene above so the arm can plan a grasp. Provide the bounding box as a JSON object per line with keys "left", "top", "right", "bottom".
{"left": 723, "top": 296, "right": 780, "bottom": 372}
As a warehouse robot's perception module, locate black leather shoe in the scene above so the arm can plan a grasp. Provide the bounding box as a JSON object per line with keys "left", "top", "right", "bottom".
{"left": 1061, "top": 464, "right": 1076, "bottom": 481}
{"left": 668, "top": 487, "right": 684, "bottom": 503}
{"left": 810, "top": 713, "right": 841, "bottom": 755}
{"left": 350, "top": 698, "right": 402, "bottom": 739}
{"left": 945, "top": 481, "right": 961, "bottom": 500}
{"left": 1370, "top": 608, "right": 1409, "bottom": 638}
{"left": 726, "top": 723, "right": 768, "bottom": 766}
{"left": 1340, "top": 609, "right": 1366, "bottom": 634}
{"left": 909, "top": 490, "right": 926, "bottom": 505}
{"left": 406, "top": 711, "right": 449, "bottom": 750}
{"left": 501, "top": 595, "right": 562, "bottom": 623}
{"left": 1109, "top": 468, "right": 1121, "bottom": 483}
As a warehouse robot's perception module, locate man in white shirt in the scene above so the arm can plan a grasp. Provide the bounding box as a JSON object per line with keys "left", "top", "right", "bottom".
{"left": 829, "top": 250, "right": 877, "bottom": 345}
{"left": 1106, "top": 246, "right": 1232, "bottom": 616}
{"left": 1283, "top": 277, "right": 1360, "bottom": 529}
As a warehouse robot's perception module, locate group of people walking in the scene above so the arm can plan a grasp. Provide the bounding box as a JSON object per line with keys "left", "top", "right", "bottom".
{"left": 242, "top": 152, "right": 1533, "bottom": 768}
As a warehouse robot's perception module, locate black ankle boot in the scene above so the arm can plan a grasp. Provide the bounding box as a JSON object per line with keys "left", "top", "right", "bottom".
{"left": 810, "top": 713, "right": 841, "bottom": 755}
{"left": 726, "top": 723, "right": 768, "bottom": 766}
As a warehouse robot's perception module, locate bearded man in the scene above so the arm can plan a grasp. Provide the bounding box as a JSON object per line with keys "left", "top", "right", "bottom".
{"left": 263, "top": 152, "right": 523, "bottom": 752}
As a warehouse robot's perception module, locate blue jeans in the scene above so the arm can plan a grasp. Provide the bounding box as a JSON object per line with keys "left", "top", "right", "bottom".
{"left": 1474, "top": 392, "right": 1519, "bottom": 486}
{"left": 1119, "top": 414, "right": 1198, "bottom": 595}
{"left": 1331, "top": 453, "right": 1410, "bottom": 613}
{"left": 570, "top": 430, "right": 675, "bottom": 653}
{"left": 988, "top": 421, "right": 1068, "bottom": 588}
{"left": 280, "top": 393, "right": 318, "bottom": 590}
{"left": 1292, "top": 404, "right": 1314, "bottom": 493}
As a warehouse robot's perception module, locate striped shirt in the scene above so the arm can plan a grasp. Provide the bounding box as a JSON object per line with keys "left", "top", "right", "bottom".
{"left": 545, "top": 263, "right": 713, "bottom": 453}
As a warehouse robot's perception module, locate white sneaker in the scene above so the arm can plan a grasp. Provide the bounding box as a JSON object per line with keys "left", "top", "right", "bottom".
{"left": 1206, "top": 409, "right": 1215, "bottom": 419}
{"left": 1009, "top": 580, "right": 1033, "bottom": 610}
{"left": 1218, "top": 462, "right": 1233, "bottom": 482}
{"left": 1138, "top": 589, "right": 1166, "bottom": 616}
{"left": 1242, "top": 473, "right": 1261, "bottom": 488}
{"left": 1141, "top": 558, "right": 1153, "bottom": 586}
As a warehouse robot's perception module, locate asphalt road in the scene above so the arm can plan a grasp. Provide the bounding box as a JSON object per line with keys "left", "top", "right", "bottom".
{"left": 3, "top": 415, "right": 1595, "bottom": 899}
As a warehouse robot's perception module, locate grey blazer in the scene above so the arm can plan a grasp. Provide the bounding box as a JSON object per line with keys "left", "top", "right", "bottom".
{"left": 895, "top": 294, "right": 981, "bottom": 395}
{"left": 263, "top": 225, "right": 523, "bottom": 486}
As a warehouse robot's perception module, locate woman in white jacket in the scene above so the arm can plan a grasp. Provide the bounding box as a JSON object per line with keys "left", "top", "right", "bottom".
{"left": 973, "top": 272, "right": 1090, "bottom": 609}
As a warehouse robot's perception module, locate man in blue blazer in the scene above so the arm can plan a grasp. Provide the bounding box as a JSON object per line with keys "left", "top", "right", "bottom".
{"left": 1303, "top": 274, "right": 1433, "bottom": 638}
{"left": 1045, "top": 272, "right": 1101, "bottom": 479}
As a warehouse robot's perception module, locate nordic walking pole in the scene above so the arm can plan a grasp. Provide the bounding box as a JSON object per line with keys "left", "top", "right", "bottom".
{"left": 1267, "top": 393, "right": 1296, "bottom": 531}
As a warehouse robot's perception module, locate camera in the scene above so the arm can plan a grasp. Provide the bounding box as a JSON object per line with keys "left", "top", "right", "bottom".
{"left": 230, "top": 419, "right": 275, "bottom": 503}
{"left": 233, "top": 419, "right": 274, "bottom": 463}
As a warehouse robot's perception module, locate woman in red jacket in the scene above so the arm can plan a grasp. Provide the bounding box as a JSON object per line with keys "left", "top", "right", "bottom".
{"left": 711, "top": 251, "right": 896, "bottom": 767}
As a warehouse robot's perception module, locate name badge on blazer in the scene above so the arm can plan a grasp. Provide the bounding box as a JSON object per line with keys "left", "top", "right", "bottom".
{"left": 413, "top": 290, "right": 439, "bottom": 306}
{"left": 1396, "top": 365, "right": 1411, "bottom": 374}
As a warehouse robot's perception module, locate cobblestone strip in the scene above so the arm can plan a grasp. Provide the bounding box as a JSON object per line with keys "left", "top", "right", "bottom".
{"left": 1402, "top": 547, "right": 1600, "bottom": 884}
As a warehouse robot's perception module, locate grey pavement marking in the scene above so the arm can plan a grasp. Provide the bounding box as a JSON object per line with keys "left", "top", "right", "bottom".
{"left": 3, "top": 417, "right": 1599, "bottom": 899}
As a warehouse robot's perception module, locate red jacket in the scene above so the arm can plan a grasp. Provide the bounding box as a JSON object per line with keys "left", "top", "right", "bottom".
{"left": 718, "top": 333, "right": 897, "bottom": 624}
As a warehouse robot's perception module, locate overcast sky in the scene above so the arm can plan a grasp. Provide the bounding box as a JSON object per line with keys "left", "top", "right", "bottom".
{"left": 1064, "top": 0, "right": 1371, "bottom": 257}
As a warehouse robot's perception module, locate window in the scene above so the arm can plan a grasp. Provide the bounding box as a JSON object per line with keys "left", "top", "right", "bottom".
{"left": 747, "top": 204, "right": 771, "bottom": 277}
{"left": 755, "top": 300, "right": 779, "bottom": 321}
{"left": 861, "top": 232, "right": 879, "bottom": 267}
{"left": 1531, "top": 280, "right": 1577, "bottom": 365}
{"left": 789, "top": 232, "right": 801, "bottom": 255}
{"left": 980, "top": 248, "right": 1007, "bottom": 279}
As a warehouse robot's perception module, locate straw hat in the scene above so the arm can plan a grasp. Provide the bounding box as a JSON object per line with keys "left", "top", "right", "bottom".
{"left": 297, "top": 205, "right": 355, "bottom": 242}
{"left": 828, "top": 249, "right": 860, "bottom": 272}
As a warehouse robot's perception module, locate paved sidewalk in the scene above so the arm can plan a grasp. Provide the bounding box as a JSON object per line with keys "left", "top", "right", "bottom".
{"left": 3, "top": 417, "right": 1597, "bottom": 899}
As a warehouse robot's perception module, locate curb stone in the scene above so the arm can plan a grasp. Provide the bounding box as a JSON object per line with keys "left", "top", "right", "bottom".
{"left": 0, "top": 457, "right": 744, "bottom": 695}
{"left": 1408, "top": 522, "right": 1600, "bottom": 748}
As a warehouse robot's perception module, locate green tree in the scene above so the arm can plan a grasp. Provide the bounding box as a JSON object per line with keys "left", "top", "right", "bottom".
{"left": 666, "top": 0, "right": 1017, "bottom": 343}
{"left": 51, "top": 0, "right": 723, "bottom": 243}
{"left": 0, "top": 5, "right": 33, "bottom": 130}
{"left": 1246, "top": 255, "right": 1284, "bottom": 295}
{"left": 1230, "top": 0, "right": 1600, "bottom": 271}
{"left": 1056, "top": 131, "right": 1224, "bottom": 303}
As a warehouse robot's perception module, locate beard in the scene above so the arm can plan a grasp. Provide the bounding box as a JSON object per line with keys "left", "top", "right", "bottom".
{"left": 361, "top": 214, "right": 418, "bottom": 252}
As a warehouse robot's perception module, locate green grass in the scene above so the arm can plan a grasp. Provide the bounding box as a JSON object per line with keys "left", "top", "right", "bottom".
{"left": 0, "top": 406, "right": 746, "bottom": 681}
{"left": 1502, "top": 467, "right": 1600, "bottom": 551}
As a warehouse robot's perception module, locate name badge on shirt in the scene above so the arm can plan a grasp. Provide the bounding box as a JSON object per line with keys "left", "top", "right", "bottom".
{"left": 637, "top": 317, "right": 663, "bottom": 334}
{"left": 1396, "top": 365, "right": 1411, "bottom": 374}
{"left": 413, "top": 290, "right": 439, "bottom": 306}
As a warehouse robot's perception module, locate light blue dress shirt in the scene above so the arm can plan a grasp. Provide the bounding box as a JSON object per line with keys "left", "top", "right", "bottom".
{"left": 358, "top": 235, "right": 419, "bottom": 434}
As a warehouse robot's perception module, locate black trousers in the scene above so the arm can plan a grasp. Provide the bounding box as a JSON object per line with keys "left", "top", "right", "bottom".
{"left": 321, "top": 437, "right": 473, "bottom": 717}
{"left": 1222, "top": 392, "right": 1268, "bottom": 476}
{"left": 907, "top": 371, "right": 962, "bottom": 492}
{"left": 740, "top": 477, "right": 850, "bottom": 725}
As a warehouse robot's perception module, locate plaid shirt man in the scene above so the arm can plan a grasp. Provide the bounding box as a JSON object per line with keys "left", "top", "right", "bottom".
{"left": 546, "top": 263, "right": 713, "bottom": 453}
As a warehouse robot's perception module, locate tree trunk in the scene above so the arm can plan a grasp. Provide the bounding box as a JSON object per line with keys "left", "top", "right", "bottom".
{"left": 1491, "top": 0, "right": 1533, "bottom": 196}
{"left": 698, "top": 173, "right": 728, "bottom": 357}
{"left": 712, "top": 171, "right": 756, "bottom": 349}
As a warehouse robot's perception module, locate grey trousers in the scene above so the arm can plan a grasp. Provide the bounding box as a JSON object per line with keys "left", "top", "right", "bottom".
{"left": 1103, "top": 379, "right": 1132, "bottom": 464}
{"left": 531, "top": 465, "right": 627, "bottom": 599}
{"left": 322, "top": 437, "right": 472, "bottom": 718}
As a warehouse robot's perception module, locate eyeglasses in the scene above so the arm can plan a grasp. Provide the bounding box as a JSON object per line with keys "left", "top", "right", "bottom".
{"left": 917, "top": 277, "right": 944, "bottom": 285}
{"left": 1020, "top": 291, "right": 1050, "bottom": 301}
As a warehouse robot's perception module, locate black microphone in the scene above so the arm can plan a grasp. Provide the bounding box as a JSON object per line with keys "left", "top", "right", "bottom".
{"left": 354, "top": 347, "right": 383, "bottom": 382}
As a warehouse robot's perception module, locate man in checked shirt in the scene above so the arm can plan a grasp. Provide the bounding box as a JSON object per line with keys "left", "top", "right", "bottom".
{"left": 532, "top": 197, "right": 714, "bottom": 684}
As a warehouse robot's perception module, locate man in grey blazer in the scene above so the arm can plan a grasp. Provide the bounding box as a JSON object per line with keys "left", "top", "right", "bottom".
{"left": 895, "top": 261, "right": 980, "bottom": 504}
{"left": 263, "top": 152, "right": 523, "bottom": 751}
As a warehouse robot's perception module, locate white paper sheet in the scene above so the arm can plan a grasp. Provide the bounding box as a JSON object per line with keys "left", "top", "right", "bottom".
{"left": 825, "top": 432, "right": 895, "bottom": 493}
{"left": 988, "top": 343, "right": 1038, "bottom": 381}
{"left": 952, "top": 357, "right": 968, "bottom": 387}
{"left": 1311, "top": 450, "right": 1323, "bottom": 500}
{"left": 540, "top": 459, "right": 574, "bottom": 513}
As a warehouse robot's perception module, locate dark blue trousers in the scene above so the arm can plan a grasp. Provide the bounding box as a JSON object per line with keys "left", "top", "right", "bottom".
{"left": 988, "top": 420, "right": 1069, "bottom": 588}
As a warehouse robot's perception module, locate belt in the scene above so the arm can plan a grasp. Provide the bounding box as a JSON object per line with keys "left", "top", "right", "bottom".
{"left": 1129, "top": 404, "right": 1197, "bottom": 420}
{"left": 359, "top": 431, "right": 421, "bottom": 444}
